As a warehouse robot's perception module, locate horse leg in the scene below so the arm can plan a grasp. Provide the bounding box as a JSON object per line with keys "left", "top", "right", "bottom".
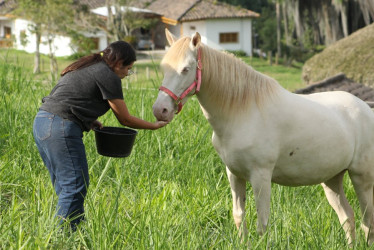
{"left": 249, "top": 169, "right": 272, "bottom": 236}
{"left": 321, "top": 170, "right": 355, "bottom": 245}
{"left": 349, "top": 172, "right": 374, "bottom": 245}
{"left": 226, "top": 167, "right": 248, "bottom": 239}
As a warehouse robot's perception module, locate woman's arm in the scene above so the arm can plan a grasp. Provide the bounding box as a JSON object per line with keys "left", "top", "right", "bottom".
{"left": 108, "top": 99, "right": 168, "bottom": 130}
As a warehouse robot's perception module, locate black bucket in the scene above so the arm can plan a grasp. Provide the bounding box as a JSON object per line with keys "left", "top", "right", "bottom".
{"left": 94, "top": 127, "right": 138, "bottom": 158}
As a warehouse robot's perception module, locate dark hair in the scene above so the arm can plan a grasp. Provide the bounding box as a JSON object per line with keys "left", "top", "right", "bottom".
{"left": 61, "top": 41, "right": 136, "bottom": 76}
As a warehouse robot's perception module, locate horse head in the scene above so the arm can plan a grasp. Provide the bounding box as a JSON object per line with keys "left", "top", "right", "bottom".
{"left": 152, "top": 29, "right": 202, "bottom": 122}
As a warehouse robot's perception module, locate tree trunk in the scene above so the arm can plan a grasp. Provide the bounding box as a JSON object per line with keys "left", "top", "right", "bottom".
{"left": 281, "top": 1, "right": 291, "bottom": 46}
{"left": 47, "top": 33, "right": 58, "bottom": 80}
{"left": 330, "top": 5, "right": 342, "bottom": 43}
{"left": 106, "top": 0, "right": 114, "bottom": 42}
{"left": 306, "top": 3, "right": 322, "bottom": 45}
{"left": 276, "top": 1, "right": 282, "bottom": 57}
{"left": 358, "top": 0, "right": 371, "bottom": 25}
{"left": 367, "top": 0, "right": 374, "bottom": 20}
{"left": 33, "top": 26, "right": 41, "bottom": 74}
{"left": 113, "top": 3, "right": 121, "bottom": 41}
{"left": 291, "top": 0, "right": 304, "bottom": 47}
{"left": 340, "top": 1, "right": 349, "bottom": 37}
{"left": 332, "top": 0, "right": 349, "bottom": 37}
{"left": 321, "top": 0, "right": 333, "bottom": 45}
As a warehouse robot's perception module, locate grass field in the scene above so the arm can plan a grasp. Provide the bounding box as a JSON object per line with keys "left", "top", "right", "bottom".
{"left": 0, "top": 49, "right": 370, "bottom": 249}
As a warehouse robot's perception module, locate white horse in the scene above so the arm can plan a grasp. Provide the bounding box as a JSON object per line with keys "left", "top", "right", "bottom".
{"left": 152, "top": 29, "right": 374, "bottom": 246}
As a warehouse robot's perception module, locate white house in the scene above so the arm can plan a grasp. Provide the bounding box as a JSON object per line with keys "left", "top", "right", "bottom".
{"left": 180, "top": 19, "right": 254, "bottom": 55}
{"left": 147, "top": 0, "right": 259, "bottom": 55}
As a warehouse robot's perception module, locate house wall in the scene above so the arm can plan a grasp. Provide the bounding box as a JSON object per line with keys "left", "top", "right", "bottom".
{"left": 181, "top": 18, "right": 253, "bottom": 56}
{"left": 12, "top": 18, "right": 75, "bottom": 57}
{"left": 2, "top": 18, "right": 108, "bottom": 57}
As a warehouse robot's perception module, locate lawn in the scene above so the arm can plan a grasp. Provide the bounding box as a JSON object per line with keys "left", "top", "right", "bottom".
{"left": 1, "top": 49, "right": 367, "bottom": 249}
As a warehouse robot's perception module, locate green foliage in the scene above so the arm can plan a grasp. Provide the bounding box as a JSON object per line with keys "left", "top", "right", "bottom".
{"left": 123, "top": 35, "right": 137, "bottom": 47}
{"left": 255, "top": 7, "right": 277, "bottom": 54}
{"left": 225, "top": 50, "right": 247, "bottom": 57}
{"left": 19, "top": 31, "right": 28, "bottom": 47}
{"left": 15, "top": 0, "right": 75, "bottom": 32}
{"left": 67, "top": 31, "right": 98, "bottom": 57}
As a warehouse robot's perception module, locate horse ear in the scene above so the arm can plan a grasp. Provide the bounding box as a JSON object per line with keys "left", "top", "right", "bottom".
{"left": 190, "top": 32, "right": 201, "bottom": 49}
{"left": 165, "top": 29, "right": 177, "bottom": 46}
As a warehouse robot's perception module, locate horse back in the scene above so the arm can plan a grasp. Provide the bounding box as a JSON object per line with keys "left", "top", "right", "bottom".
{"left": 216, "top": 90, "right": 374, "bottom": 185}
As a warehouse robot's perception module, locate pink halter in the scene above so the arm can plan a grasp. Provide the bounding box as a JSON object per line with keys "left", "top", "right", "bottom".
{"left": 159, "top": 48, "right": 202, "bottom": 114}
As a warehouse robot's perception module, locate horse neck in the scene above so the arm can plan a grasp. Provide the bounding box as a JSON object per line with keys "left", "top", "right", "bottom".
{"left": 197, "top": 46, "right": 282, "bottom": 120}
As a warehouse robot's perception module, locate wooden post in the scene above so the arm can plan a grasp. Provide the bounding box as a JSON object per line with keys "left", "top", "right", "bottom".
{"left": 275, "top": 52, "right": 279, "bottom": 65}
{"left": 268, "top": 51, "right": 273, "bottom": 66}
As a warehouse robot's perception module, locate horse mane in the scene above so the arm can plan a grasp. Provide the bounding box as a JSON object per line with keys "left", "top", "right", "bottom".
{"left": 200, "top": 44, "right": 281, "bottom": 112}
{"left": 163, "top": 37, "right": 281, "bottom": 112}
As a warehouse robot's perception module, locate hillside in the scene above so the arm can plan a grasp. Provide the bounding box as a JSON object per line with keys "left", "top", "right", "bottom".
{"left": 302, "top": 23, "right": 374, "bottom": 87}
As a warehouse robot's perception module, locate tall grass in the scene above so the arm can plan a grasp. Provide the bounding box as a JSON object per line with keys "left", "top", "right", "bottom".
{"left": 0, "top": 50, "right": 369, "bottom": 249}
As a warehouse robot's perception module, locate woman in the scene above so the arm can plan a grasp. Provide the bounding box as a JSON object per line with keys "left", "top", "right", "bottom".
{"left": 33, "top": 41, "right": 167, "bottom": 230}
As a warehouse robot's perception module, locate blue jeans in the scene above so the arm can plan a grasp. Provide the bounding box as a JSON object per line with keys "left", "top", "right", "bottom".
{"left": 33, "top": 110, "right": 89, "bottom": 229}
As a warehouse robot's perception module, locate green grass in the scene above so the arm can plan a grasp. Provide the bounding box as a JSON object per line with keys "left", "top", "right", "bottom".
{"left": 242, "top": 57, "right": 305, "bottom": 91}
{"left": 1, "top": 49, "right": 369, "bottom": 249}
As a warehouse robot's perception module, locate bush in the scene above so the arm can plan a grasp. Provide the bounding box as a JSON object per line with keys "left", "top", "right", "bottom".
{"left": 225, "top": 50, "right": 247, "bottom": 57}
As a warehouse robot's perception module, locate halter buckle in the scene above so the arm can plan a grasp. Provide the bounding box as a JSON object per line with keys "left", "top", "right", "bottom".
{"left": 197, "top": 59, "right": 202, "bottom": 70}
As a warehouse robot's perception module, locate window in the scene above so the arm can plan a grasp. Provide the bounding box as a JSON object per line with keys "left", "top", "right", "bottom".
{"left": 4, "top": 26, "right": 11, "bottom": 39}
{"left": 219, "top": 32, "right": 238, "bottom": 43}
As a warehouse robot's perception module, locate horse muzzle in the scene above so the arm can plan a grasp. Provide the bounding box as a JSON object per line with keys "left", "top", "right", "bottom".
{"left": 152, "top": 93, "right": 176, "bottom": 122}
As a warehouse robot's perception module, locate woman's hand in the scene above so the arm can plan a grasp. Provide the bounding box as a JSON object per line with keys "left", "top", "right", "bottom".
{"left": 91, "top": 120, "right": 103, "bottom": 130}
{"left": 152, "top": 120, "right": 169, "bottom": 130}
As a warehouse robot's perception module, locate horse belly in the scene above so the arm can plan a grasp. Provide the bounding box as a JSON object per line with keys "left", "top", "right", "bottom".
{"left": 221, "top": 146, "right": 352, "bottom": 186}
{"left": 272, "top": 136, "right": 354, "bottom": 186}
{"left": 214, "top": 122, "right": 355, "bottom": 186}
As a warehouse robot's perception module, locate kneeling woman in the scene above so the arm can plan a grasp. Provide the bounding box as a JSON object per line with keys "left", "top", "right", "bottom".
{"left": 33, "top": 41, "right": 167, "bottom": 230}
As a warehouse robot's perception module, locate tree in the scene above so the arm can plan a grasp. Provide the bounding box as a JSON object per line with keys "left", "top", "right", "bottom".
{"left": 276, "top": 0, "right": 281, "bottom": 57}
{"left": 14, "top": 0, "right": 44, "bottom": 74}
{"left": 15, "top": 0, "right": 76, "bottom": 78}
{"left": 256, "top": 7, "right": 277, "bottom": 54}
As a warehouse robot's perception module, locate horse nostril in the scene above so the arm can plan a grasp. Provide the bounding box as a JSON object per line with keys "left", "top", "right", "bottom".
{"left": 162, "top": 108, "right": 168, "bottom": 114}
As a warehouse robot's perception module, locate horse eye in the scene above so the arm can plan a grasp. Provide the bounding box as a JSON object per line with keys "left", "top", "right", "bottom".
{"left": 182, "top": 67, "right": 190, "bottom": 74}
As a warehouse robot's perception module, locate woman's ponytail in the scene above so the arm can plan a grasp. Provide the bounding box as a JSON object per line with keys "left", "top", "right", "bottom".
{"left": 60, "top": 41, "right": 136, "bottom": 76}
